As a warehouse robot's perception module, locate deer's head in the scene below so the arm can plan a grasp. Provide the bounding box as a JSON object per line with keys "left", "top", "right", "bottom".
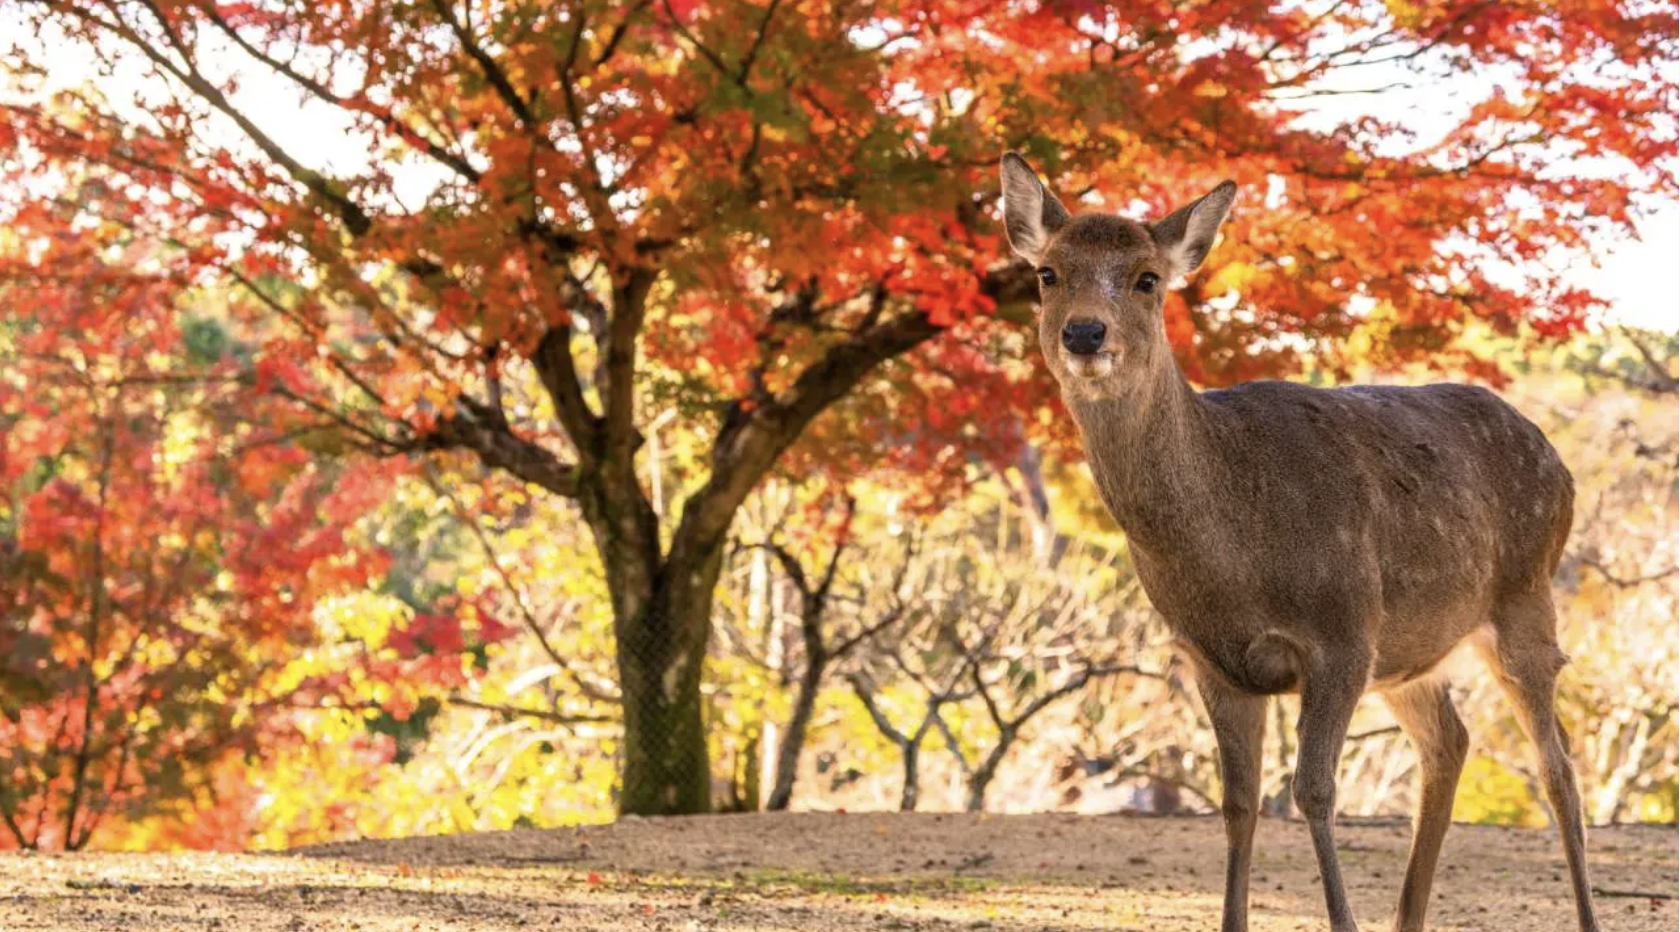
{"left": 1000, "top": 152, "right": 1235, "bottom": 399}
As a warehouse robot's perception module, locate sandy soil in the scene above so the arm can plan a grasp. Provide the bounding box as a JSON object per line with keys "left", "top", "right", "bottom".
{"left": 0, "top": 813, "right": 1673, "bottom": 931}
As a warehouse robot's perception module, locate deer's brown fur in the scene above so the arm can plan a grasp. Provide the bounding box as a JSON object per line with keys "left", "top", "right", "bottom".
{"left": 1000, "top": 151, "right": 1599, "bottom": 932}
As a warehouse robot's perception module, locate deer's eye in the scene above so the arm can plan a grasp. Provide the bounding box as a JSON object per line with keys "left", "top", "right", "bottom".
{"left": 1134, "top": 272, "right": 1160, "bottom": 294}
{"left": 1036, "top": 267, "right": 1058, "bottom": 287}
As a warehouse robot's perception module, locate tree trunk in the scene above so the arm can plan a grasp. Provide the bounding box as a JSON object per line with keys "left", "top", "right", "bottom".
{"left": 754, "top": 547, "right": 780, "bottom": 810}
{"left": 612, "top": 544, "right": 723, "bottom": 816}
{"left": 616, "top": 610, "right": 710, "bottom": 814}
{"left": 900, "top": 740, "right": 922, "bottom": 811}
{"left": 766, "top": 649, "right": 826, "bottom": 811}
{"left": 966, "top": 736, "right": 1013, "bottom": 813}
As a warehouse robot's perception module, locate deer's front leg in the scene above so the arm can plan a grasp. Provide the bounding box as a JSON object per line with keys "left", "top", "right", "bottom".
{"left": 1294, "top": 653, "right": 1369, "bottom": 932}
{"left": 1195, "top": 668, "right": 1268, "bottom": 932}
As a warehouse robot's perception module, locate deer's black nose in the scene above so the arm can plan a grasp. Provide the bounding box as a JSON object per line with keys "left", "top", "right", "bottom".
{"left": 1061, "top": 318, "right": 1107, "bottom": 356}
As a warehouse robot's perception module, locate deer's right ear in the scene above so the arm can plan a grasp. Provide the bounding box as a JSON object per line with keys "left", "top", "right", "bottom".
{"left": 1000, "top": 152, "right": 1070, "bottom": 266}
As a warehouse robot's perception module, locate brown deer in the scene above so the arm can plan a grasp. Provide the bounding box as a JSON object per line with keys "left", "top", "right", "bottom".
{"left": 998, "top": 152, "right": 1600, "bottom": 932}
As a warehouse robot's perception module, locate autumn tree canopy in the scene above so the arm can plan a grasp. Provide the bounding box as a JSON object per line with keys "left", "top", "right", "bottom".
{"left": 0, "top": 256, "right": 519, "bottom": 846}
{"left": 2, "top": 0, "right": 1674, "bottom": 815}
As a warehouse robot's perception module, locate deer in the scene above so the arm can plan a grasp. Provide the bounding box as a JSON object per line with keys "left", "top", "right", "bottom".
{"left": 998, "top": 151, "right": 1600, "bottom": 932}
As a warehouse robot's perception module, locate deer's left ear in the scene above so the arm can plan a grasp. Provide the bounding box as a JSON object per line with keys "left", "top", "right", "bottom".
{"left": 1000, "top": 152, "right": 1071, "bottom": 266}
{"left": 1150, "top": 180, "right": 1237, "bottom": 279}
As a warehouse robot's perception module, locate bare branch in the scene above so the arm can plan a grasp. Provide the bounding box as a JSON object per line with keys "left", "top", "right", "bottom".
{"left": 448, "top": 696, "right": 617, "bottom": 728}
{"left": 845, "top": 674, "right": 910, "bottom": 748}
{"left": 1580, "top": 558, "right": 1678, "bottom": 589}
{"left": 1347, "top": 725, "right": 1402, "bottom": 743}
{"left": 1619, "top": 326, "right": 1680, "bottom": 395}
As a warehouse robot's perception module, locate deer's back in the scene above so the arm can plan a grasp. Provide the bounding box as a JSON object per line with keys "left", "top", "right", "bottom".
{"left": 1182, "top": 380, "right": 1572, "bottom": 684}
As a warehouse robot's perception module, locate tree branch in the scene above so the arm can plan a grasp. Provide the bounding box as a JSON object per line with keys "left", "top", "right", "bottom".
{"left": 1619, "top": 326, "right": 1679, "bottom": 395}
{"left": 845, "top": 674, "right": 910, "bottom": 748}
{"left": 532, "top": 324, "right": 602, "bottom": 459}
{"left": 737, "top": 0, "right": 784, "bottom": 84}
{"left": 1008, "top": 664, "right": 1164, "bottom": 733}
{"left": 602, "top": 268, "right": 658, "bottom": 461}
{"left": 421, "top": 398, "right": 582, "bottom": 498}
{"left": 431, "top": 0, "right": 537, "bottom": 127}
{"left": 669, "top": 308, "right": 943, "bottom": 568}
{"left": 198, "top": 4, "right": 481, "bottom": 182}
{"left": 448, "top": 696, "right": 617, "bottom": 727}
{"left": 592, "top": 0, "right": 650, "bottom": 68}
{"left": 1580, "top": 558, "right": 1677, "bottom": 589}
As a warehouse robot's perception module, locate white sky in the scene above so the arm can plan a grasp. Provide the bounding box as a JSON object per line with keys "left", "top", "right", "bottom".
{"left": 4, "top": 11, "right": 1676, "bottom": 333}
{"left": 1280, "top": 53, "right": 1680, "bottom": 335}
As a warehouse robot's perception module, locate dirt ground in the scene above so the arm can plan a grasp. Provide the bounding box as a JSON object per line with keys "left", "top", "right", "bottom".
{"left": 0, "top": 814, "right": 1673, "bottom": 931}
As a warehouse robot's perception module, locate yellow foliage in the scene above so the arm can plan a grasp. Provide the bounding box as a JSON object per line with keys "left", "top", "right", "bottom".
{"left": 1452, "top": 756, "right": 1547, "bottom": 828}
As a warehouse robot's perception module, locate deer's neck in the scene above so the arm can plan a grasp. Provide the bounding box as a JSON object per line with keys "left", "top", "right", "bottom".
{"left": 1067, "top": 362, "right": 1220, "bottom": 554}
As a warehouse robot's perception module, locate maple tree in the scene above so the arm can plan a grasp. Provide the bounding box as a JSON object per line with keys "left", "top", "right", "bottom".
{"left": 2, "top": 0, "right": 1673, "bottom": 815}
{"left": 0, "top": 270, "right": 517, "bottom": 848}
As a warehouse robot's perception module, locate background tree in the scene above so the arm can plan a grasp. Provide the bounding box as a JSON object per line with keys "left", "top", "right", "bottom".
{"left": 935, "top": 539, "right": 1162, "bottom": 812}
{"left": 727, "top": 494, "right": 913, "bottom": 811}
{"left": 0, "top": 268, "right": 505, "bottom": 849}
{"left": 4, "top": 0, "right": 1673, "bottom": 814}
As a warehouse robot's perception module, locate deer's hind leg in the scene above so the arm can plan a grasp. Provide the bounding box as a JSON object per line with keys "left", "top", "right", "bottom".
{"left": 1381, "top": 676, "right": 1468, "bottom": 932}
{"left": 1479, "top": 593, "right": 1600, "bottom": 932}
